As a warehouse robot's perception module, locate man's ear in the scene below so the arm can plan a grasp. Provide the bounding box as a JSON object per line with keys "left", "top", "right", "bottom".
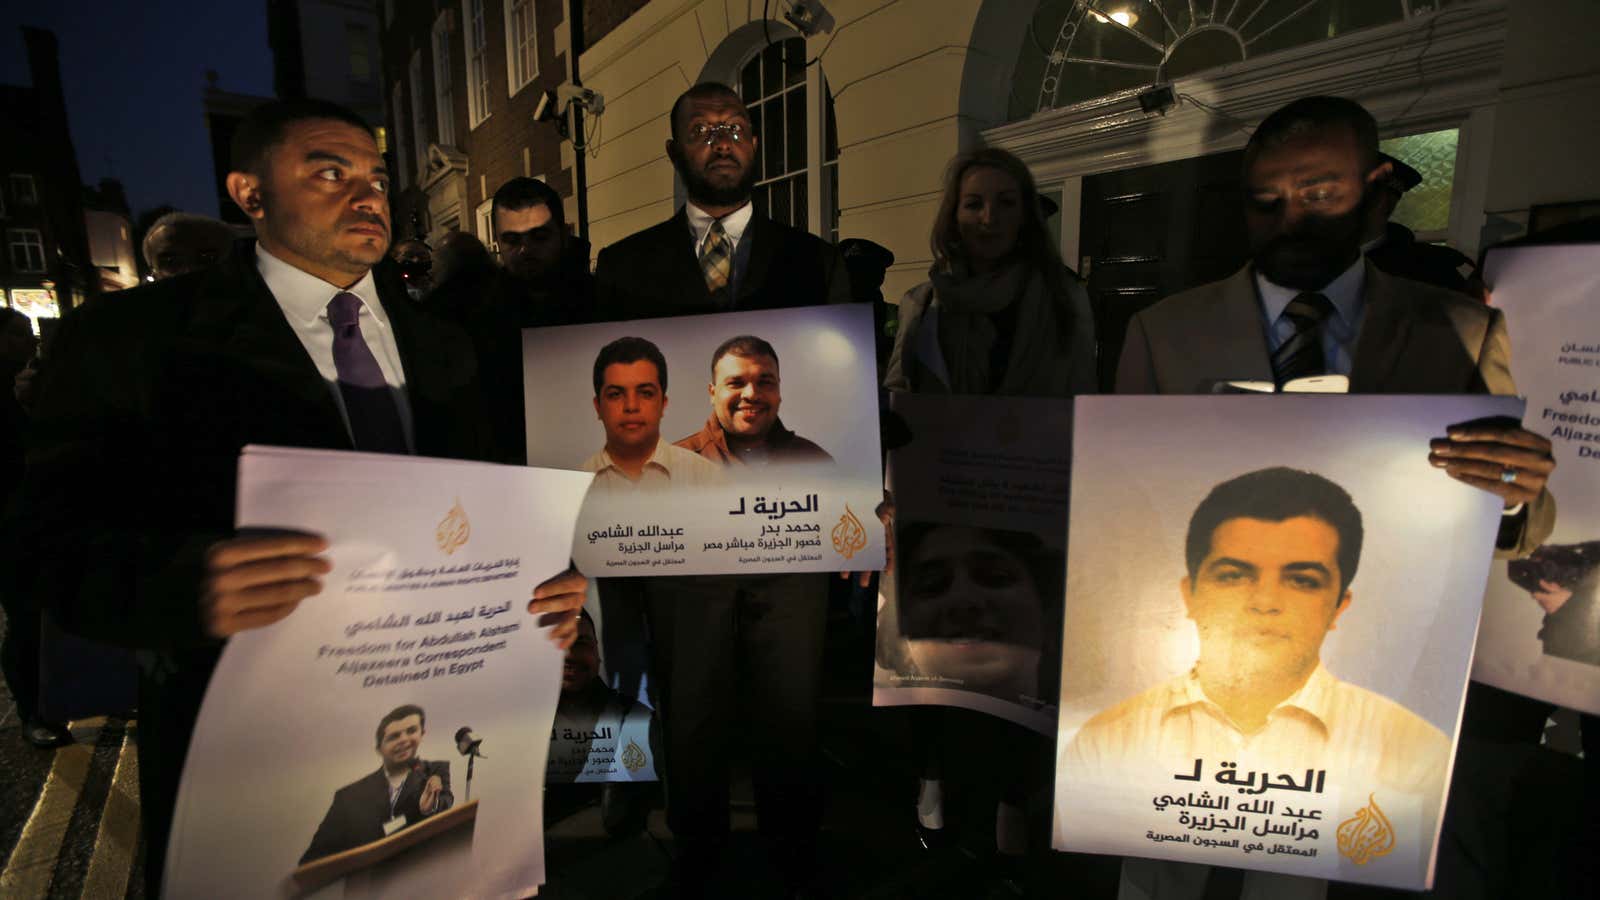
{"left": 1180, "top": 575, "right": 1197, "bottom": 619}
{"left": 226, "top": 171, "right": 267, "bottom": 221}
{"left": 1328, "top": 590, "right": 1353, "bottom": 631}
{"left": 665, "top": 139, "right": 681, "bottom": 166}
{"left": 1365, "top": 158, "right": 1393, "bottom": 188}
{"left": 593, "top": 395, "right": 602, "bottom": 419}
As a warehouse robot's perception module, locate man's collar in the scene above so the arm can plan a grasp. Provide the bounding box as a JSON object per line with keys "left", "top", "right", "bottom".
{"left": 1254, "top": 254, "right": 1365, "bottom": 331}
{"left": 685, "top": 200, "right": 754, "bottom": 244}
{"left": 256, "top": 243, "right": 384, "bottom": 327}
{"left": 1168, "top": 663, "right": 1339, "bottom": 734}
{"left": 598, "top": 437, "right": 671, "bottom": 473}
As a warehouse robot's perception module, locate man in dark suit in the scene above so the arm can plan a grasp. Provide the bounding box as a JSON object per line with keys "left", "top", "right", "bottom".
{"left": 301, "top": 704, "right": 454, "bottom": 864}
{"left": 591, "top": 82, "right": 853, "bottom": 897}
{"left": 1113, "top": 95, "right": 1556, "bottom": 900}
{"left": 18, "top": 99, "right": 588, "bottom": 894}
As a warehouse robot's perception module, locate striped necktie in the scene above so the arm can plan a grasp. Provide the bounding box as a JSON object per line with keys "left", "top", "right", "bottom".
{"left": 1270, "top": 292, "right": 1335, "bottom": 388}
{"left": 699, "top": 219, "right": 732, "bottom": 304}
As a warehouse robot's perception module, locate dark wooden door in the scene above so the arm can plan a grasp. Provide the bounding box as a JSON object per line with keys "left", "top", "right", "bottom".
{"left": 1079, "top": 150, "right": 1251, "bottom": 390}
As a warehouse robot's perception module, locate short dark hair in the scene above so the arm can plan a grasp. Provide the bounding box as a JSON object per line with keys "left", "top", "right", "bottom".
{"left": 230, "top": 98, "right": 372, "bottom": 176}
{"left": 375, "top": 704, "right": 426, "bottom": 747}
{"left": 1185, "top": 467, "right": 1364, "bottom": 594}
{"left": 1246, "top": 96, "right": 1380, "bottom": 171}
{"left": 709, "top": 334, "right": 779, "bottom": 377}
{"left": 490, "top": 177, "right": 566, "bottom": 234}
{"left": 593, "top": 336, "right": 668, "bottom": 396}
{"left": 668, "top": 82, "right": 745, "bottom": 141}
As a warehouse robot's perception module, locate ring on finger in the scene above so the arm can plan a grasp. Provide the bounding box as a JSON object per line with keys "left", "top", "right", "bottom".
{"left": 1500, "top": 467, "right": 1519, "bottom": 484}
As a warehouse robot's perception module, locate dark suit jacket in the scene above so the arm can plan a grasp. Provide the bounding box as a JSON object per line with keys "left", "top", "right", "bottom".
{"left": 18, "top": 239, "right": 489, "bottom": 880}
{"left": 593, "top": 207, "right": 851, "bottom": 320}
{"left": 1114, "top": 260, "right": 1553, "bottom": 556}
{"left": 300, "top": 760, "right": 454, "bottom": 864}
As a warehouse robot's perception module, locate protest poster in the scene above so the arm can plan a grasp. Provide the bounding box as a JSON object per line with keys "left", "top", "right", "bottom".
{"left": 872, "top": 393, "right": 1070, "bottom": 735}
{"left": 163, "top": 447, "right": 591, "bottom": 899}
{"left": 544, "top": 607, "right": 658, "bottom": 784}
{"left": 1470, "top": 242, "right": 1600, "bottom": 715}
{"left": 523, "top": 303, "right": 885, "bottom": 576}
{"left": 1052, "top": 395, "right": 1519, "bottom": 890}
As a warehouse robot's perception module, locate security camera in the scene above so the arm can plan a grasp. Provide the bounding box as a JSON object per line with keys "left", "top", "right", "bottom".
{"left": 783, "top": 0, "right": 835, "bottom": 37}
{"left": 534, "top": 85, "right": 605, "bottom": 125}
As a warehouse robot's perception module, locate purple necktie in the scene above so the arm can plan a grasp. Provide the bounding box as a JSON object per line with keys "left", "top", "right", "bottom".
{"left": 327, "top": 291, "right": 408, "bottom": 453}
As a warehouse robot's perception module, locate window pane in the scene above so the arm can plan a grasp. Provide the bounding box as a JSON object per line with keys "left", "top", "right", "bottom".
{"left": 741, "top": 58, "right": 761, "bottom": 102}
{"left": 1379, "top": 128, "right": 1459, "bottom": 234}
{"left": 787, "top": 84, "right": 807, "bottom": 171}
{"left": 793, "top": 172, "right": 808, "bottom": 232}
{"left": 764, "top": 98, "right": 785, "bottom": 179}
{"left": 763, "top": 43, "right": 783, "bottom": 100}
{"left": 751, "top": 184, "right": 769, "bottom": 219}
{"left": 784, "top": 38, "right": 806, "bottom": 88}
{"left": 770, "top": 176, "right": 792, "bottom": 227}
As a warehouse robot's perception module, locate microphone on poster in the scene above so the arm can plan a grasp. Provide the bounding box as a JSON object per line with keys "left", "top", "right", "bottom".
{"left": 456, "top": 726, "right": 486, "bottom": 802}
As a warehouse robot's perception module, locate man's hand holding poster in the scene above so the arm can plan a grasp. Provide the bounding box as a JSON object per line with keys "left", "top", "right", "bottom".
{"left": 1473, "top": 242, "right": 1600, "bottom": 714}
{"left": 522, "top": 304, "right": 886, "bottom": 576}
{"left": 1052, "top": 395, "right": 1518, "bottom": 891}
{"left": 163, "top": 447, "right": 591, "bottom": 899}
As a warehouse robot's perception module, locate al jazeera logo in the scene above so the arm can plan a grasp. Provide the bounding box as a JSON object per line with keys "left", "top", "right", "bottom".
{"left": 436, "top": 498, "right": 471, "bottom": 555}
{"left": 621, "top": 738, "right": 648, "bottom": 774}
{"left": 832, "top": 505, "right": 869, "bottom": 560}
{"left": 1337, "top": 794, "right": 1396, "bottom": 866}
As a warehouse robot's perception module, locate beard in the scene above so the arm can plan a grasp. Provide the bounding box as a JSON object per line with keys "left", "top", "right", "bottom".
{"left": 673, "top": 150, "right": 757, "bottom": 208}
{"left": 1251, "top": 188, "right": 1373, "bottom": 291}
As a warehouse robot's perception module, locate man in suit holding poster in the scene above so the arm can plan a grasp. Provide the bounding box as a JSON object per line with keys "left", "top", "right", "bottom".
{"left": 1107, "top": 94, "right": 1557, "bottom": 900}
{"left": 17, "top": 99, "right": 588, "bottom": 894}
{"left": 592, "top": 82, "right": 857, "bottom": 897}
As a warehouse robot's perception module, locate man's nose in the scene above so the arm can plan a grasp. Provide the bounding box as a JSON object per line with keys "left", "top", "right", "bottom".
{"left": 350, "top": 178, "right": 386, "bottom": 213}
{"left": 1247, "top": 585, "right": 1284, "bottom": 615}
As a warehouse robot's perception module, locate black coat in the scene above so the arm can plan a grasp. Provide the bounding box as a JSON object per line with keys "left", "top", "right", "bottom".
{"left": 593, "top": 207, "right": 851, "bottom": 321}
{"left": 300, "top": 760, "right": 455, "bottom": 864}
{"left": 18, "top": 239, "right": 489, "bottom": 886}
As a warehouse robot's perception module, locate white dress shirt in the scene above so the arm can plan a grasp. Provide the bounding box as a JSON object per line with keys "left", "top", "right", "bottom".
{"left": 256, "top": 245, "right": 415, "bottom": 449}
{"left": 581, "top": 439, "right": 723, "bottom": 493}
{"left": 685, "top": 201, "right": 755, "bottom": 297}
{"left": 1254, "top": 256, "right": 1366, "bottom": 377}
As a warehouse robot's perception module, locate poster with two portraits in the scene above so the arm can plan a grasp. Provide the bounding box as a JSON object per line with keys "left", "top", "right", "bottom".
{"left": 521, "top": 303, "right": 886, "bottom": 576}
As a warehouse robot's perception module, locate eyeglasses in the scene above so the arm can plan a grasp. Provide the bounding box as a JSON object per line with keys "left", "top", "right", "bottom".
{"left": 686, "top": 122, "right": 745, "bottom": 146}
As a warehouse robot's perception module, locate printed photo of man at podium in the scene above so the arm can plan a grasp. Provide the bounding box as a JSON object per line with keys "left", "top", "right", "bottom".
{"left": 300, "top": 704, "right": 455, "bottom": 864}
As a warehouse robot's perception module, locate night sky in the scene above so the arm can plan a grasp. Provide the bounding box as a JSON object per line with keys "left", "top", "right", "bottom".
{"left": 0, "top": 2, "right": 276, "bottom": 219}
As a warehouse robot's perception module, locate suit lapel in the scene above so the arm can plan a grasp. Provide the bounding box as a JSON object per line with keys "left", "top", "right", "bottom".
{"left": 1207, "top": 266, "right": 1275, "bottom": 384}
{"left": 183, "top": 245, "right": 350, "bottom": 447}
{"left": 736, "top": 212, "right": 776, "bottom": 307}
{"left": 1349, "top": 262, "right": 1414, "bottom": 392}
{"left": 668, "top": 208, "right": 715, "bottom": 308}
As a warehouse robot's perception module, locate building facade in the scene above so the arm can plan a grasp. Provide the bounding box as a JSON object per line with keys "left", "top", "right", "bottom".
{"left": 0, "top": 27, "right": 97, "bottom": 332}
{"left": 82, "top": 179, "right": 139, "bottom": 293}
{"left": 378, "top": 0, "right": 605, "bottom": 250}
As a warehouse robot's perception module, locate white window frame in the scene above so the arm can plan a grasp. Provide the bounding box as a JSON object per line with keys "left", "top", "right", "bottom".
{"left": 729, "top": 40, "right": 837, "bottom": 239}
{"left": 391, "top": 84, "right": 410, "bottom": 191}
{"left": 409, "top": 50, "right": 428, "bottom": 183}
{"left": 503, "top": 0, "right": 538, "bottom": 96}
{"left": 432, "top": 13, "right": 457, "bottom": 146}
{"left": 9, "top": 228, "right": 46, "bottom": 273}
{"left": 462, "top": 0, "right": 491, "bottom": 128}
{"left": 475, "top": 198, "right": 495, "bottom": 251}
{"left": 11, "top": 174, "right": 37, "bottom": 206}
